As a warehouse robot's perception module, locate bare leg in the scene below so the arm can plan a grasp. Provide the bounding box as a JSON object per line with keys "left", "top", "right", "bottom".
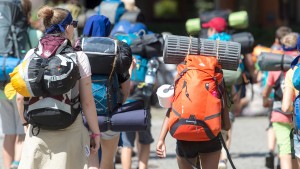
{"left": 14, "top": 134, "right": 25, "bottom": 162}
{"left": 121, "top": 147, "right": 133, "bottom": 169}
{"left": 279, "top": 154, "right": 292, "bottom": 169}
{"left": 176, "top": 155, "right": 197, "bottom": 169}
{"left": 2, "top": 135, "right": 16, "bottom": 169}
{"left": 138, "top": 143, "right": 150, "bottom": 169}
{"left": 100, "top": 135, "right": 120, "bottom": 169}
{"left": 267, "top": 127, "right": 276, "bottom": 153}
{"left": 88, "top": 153, "right": 99, "bottom": 169}
{"left": 200, "top": 150, "right": 221, "bottom": 169}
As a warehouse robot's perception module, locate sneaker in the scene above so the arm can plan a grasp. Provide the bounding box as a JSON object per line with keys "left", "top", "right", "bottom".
{"left": 218, "top": 160, "right": 227, "bottom": 169}
{"left": 265, "top": 152, "right": 274, "bottom": 169}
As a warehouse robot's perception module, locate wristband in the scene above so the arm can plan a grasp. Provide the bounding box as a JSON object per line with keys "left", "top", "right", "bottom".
{"left": 90, "top": 133, "right": 101, "bottom": 138}
{"left": 22, "top": 123, "right": 28, "bottom": 126}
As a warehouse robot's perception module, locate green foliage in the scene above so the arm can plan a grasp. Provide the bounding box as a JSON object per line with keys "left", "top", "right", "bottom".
{"left": 154, "top": 0, "right": 178, "bottom": 19}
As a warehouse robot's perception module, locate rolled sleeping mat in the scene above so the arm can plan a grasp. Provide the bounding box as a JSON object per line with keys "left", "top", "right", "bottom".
{"left": 82, "top": 115, "right": 110, "bottom": 132}
{"left": 163, "top": 35, "right": 241, "bottom": 70}
{"left": 228, "top": 11, "right": 248, "bottom": 29}
{"left": 200, "top": 10, "right": 249, "bottom": 29}
{"left": 257, "top": 52, "right": 294, "bottom": 71}
{"left": 230, "top": 32, "right": 254, "bottom": 54}
{"left": 185, "top": 18, "right": 201, "bottom": 35}
{"left": 110, "top": 109, "right": 149, "bottom": 132}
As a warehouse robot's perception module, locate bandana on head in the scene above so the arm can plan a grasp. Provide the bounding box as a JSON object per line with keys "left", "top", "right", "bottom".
{"left": 45, "top": 12, "right": 73, "bottom": 34}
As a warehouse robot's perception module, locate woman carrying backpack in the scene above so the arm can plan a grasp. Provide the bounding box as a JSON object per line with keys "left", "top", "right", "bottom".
{"left": 15, "top": 6, "right": 100, "bottom": 169}
{"left": 281, "top": 33, "right": 300, "bottom": 168}
{"left": 265, "top": 32, "right": 300, "bottom": 169}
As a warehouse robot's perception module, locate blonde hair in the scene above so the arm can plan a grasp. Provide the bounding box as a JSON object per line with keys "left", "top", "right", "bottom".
{"left": 281, "top": 32, "right": 299, "bottom": 48}
{"left": 37, "top": 6, "right": 69, "bottom": 29}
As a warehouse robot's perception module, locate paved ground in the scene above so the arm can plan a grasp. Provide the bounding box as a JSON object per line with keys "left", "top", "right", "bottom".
{"left": 0, "top": 107, "right": 273, "bottom": 169}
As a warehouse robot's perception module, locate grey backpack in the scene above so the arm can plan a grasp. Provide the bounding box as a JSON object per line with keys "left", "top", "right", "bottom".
{"left": 0, "top": 0, "right": 30, "bottom": 58}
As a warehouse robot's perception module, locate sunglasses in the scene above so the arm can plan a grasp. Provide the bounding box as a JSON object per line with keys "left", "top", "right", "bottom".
{"left": 70, "top": 20, "right": 78, "bottom": 28}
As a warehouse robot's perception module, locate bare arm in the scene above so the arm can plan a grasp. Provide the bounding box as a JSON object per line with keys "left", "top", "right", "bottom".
{"left": 120, "top": 59, "right": 136, "bottom": 103}
{"left": 262, "top": 84, "right": 273, "bottom": 107}
{"left": 222, "top": 95, "right": 231, "bottom": 131}
{"left": 79, "top": 76, "right": 100, "bottom": 154}
{"left": 156, "top": 110, "right": 170, "bottom": 158}
{"left": 80, "top": 76, "right": 100, "bottom": 134}
{"left": 16, "top": 93, "right": 26, "bottom": 124}
{"left": 282, "top": 86, "right": 294, "bottom": 113}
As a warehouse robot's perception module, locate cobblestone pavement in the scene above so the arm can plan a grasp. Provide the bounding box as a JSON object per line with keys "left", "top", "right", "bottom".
{"left": 1, "top": 107, "right": 272, "bottom": 169}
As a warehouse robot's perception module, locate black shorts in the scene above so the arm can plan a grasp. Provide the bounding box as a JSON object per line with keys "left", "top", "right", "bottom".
{"left": 176, "top": 137, "right": 222, "bottom": 158}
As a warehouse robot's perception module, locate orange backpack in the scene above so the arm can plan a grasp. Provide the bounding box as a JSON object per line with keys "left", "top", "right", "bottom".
{"left": 168, "top": 55, "right": 224, "bottom": 141}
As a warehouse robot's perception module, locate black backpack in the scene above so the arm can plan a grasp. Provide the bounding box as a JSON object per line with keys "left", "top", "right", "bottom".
{"left": 0, "top": 0, "right": 30, "bottom": 58}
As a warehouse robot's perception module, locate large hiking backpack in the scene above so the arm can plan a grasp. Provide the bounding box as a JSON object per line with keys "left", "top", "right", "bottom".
{"left": 168, "top": 55, "right": 224, "bottom": 141}
{"left": 82, "top": 37, "right": 131, "bottom": 131}
{"left": 10, "top": 37, "right": 81, "bottom": 133}
{"left": 0, "top": 0, "right": 29, "bottom": 57}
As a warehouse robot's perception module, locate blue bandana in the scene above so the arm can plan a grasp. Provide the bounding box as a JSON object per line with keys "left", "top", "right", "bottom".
{"left": 45, "top": 12, "right": 73, "bottom": 34}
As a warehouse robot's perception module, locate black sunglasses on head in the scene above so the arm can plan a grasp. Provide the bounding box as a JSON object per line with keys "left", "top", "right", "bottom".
{"left": 70, "top": 20, "right": 78, "bottom": 28}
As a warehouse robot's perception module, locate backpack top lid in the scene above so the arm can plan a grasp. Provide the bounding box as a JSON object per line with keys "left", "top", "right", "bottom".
{"left": 83, "top": 15, "right": 112, "bottom": 37}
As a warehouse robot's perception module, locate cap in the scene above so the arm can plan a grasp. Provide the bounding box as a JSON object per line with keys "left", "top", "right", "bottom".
{"left": 202, "top": 17, "right": 227, "bottom": 32}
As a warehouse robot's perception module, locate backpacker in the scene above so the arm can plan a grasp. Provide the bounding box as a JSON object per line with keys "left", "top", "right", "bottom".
{"left": 9, "top": 35, "right": 81, "bottom": 133}
{"left": 0, "top": 0, "right": 30, "bottom": 82}
{"left": 168, "top": 55, "right": 224, "bottom": 141}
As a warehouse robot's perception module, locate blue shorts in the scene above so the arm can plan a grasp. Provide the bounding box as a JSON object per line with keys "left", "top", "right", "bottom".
{"left": 121, "top": 125, "right": 154, "bottom": 148}
{"left": 294, "top": 134, "right": 300, "bottom": 158}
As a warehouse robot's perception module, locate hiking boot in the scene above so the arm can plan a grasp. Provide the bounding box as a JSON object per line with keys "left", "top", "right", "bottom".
{"left": 218, "top": 160, "right": 227, "bottom": 169}
{"left": 265, "top": 152, "right": 274, "bottom": 169}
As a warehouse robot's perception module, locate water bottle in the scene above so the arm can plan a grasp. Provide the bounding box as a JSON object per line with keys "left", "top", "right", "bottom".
{"left": 143, "top": 58, "right": 159, "bottom": 96}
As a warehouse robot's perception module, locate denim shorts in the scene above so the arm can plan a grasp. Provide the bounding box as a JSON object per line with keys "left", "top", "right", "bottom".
{"left": 294, "top": 134, "right": 300, "bottom": 158}
{"left": 121, "top": 126, "right": 154, "bottom": 148}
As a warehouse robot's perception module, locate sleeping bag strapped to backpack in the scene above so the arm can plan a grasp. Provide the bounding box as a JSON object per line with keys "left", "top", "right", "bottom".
{"left": 9, "top": 35, "right": 81, "bottom": 132}
{"left": 169, "top": 55, "right": 224, "bottom": 141}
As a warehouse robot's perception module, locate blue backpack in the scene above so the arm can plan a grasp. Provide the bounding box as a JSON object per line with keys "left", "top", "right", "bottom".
{"left": 131, "top": 55, "right": 148, "bottom": 82}
{"left": 292, "top": 57, "right": 300, "bottom": 138}
{"left": 92, "top": 73, "right": 123, "bottom": 116}
{"left": 110, "top": 20, "right": 147, "bottom": 37}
